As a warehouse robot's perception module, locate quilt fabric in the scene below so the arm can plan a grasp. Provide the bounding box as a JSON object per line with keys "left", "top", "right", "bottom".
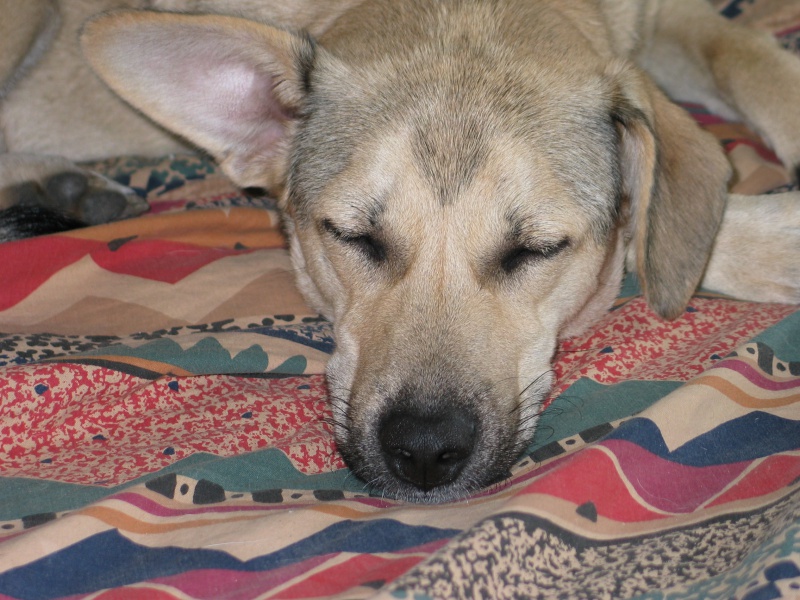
{"left": 1, "top": 1, "right": 799, "bottom": 598}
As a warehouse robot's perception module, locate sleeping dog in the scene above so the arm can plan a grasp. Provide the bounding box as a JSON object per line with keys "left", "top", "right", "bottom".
{"left": 2, "top": 0, "right": 799, "bottom": 501}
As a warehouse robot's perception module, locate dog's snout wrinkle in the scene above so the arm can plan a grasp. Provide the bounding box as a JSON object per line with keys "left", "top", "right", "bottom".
{"left": 378, "top": 407, "right": 477, "bottom": 491}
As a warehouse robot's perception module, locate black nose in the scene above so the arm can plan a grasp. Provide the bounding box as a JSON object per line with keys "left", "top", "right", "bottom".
{"left": 378, "top": 407, "right": 477, "bottom": 491}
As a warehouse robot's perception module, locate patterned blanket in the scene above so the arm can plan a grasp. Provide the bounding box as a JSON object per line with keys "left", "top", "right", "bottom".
{"left": 1, "top": 1, "right": 799, "bottom": 598}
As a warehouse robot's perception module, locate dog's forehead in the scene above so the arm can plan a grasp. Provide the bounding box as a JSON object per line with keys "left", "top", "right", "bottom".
{"left": 291, "top": 5, "right": 623, "bottom": 234}
{"left": 310, "top": 117, "right": 608, "bottom": 246}
{"left": 408, "top": 112, "right": 489, "bottom": 207}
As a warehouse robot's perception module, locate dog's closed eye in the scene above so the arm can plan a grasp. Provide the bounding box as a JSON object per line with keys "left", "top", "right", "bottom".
{"left": 322, "top": 219, "right": 387, "bottom": 264}
{"left": 500, "top": 239, "right": 570, "bottom": 274}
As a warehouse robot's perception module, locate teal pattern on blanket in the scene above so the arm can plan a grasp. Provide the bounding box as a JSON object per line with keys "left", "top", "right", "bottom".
{"left": 72, "top": 336, "right": 307, "bottom": 375}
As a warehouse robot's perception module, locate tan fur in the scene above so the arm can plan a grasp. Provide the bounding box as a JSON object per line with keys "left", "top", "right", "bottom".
{"left": 2, "top": 0, "right": 799, "bottom": 501}
{"left": 0, "top": 1, "right": 58, "bottom": 105}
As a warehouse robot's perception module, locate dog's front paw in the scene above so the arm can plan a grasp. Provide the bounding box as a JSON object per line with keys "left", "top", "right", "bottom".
{"left": 702, "top": 192, "right": 800, "bottom": 304}
{"left": 15, "top": 170, "right": 146, "bottom": 225}
{"left": 0, "top": 154, "right": 147, "bottom": 239}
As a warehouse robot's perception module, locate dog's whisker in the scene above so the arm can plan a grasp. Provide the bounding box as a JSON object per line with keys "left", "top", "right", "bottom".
{"left": 321, "top": 416, "right": 351, "bottom": 433}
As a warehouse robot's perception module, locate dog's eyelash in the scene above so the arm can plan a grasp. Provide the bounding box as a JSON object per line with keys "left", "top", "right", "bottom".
{"left": 322, "top": 219, "right": 387, "bottom": 263}
{"left": 500, "top": 239, "right": 570, "bottom": 273}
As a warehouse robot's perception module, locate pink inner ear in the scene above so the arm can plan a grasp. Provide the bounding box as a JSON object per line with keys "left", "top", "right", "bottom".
{"left": 192, "top": 60, "right": 291, "bottom": 151}
{"left": 106, "top": 24, "right": 297, "bottom": 160}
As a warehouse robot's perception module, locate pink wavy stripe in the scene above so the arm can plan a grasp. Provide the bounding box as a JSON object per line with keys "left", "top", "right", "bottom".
{"left": 777, "top": 23, "right": 800, "bottom": 37}
{"left": 147, "top": 551, "right": 432, "bottom": 600}
{"left": 113, "top": 492, "right": 291, "bottom": 518}
{"left": 396, "top": 538, "right": 451, "bottom": 555}
{"left": 712, "top": 358, "right": 800, "bottom": 392}
{"left": 603, "top": 440, "right": 752, "bottom": 513}
{"left": 151, "top": 556, "right": 331, "bottom": 600}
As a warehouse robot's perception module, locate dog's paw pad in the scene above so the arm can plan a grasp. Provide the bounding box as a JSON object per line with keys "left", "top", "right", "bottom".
{"left": 79, "top": 190, "right": 128, "bottom": 225}
{"left": 12, "top": 182, "right": 50, "bottom": 208}
{"left": 11, "top": 170, "right": 148, "bottom": 226}
{"left": 44, "top": 172, "right": 89, "bottom": 211}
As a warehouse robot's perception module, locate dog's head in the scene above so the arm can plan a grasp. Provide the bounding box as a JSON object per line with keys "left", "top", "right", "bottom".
{"left": 82, "top": 2, "right": 729, "bottom": 501}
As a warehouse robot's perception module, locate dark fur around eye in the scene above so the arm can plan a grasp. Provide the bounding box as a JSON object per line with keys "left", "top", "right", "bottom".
{"left": 500, "top": 239, "right": 570, "bottom": 273}
{"left": 322, "top": 219, "right": 387, "bottom": 263}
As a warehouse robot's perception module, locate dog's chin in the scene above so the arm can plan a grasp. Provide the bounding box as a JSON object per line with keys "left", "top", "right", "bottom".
{"left": 337, "top": 441, "right": 517, "bottom": 503}
{"left": 377, "top": 472, "right": 511, "bottom": 504}
{"left": 335, "top": 418, "right": 530, "bottom": 503}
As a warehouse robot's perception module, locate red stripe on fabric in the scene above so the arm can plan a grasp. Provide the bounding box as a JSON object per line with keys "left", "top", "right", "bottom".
{"left": 776, "top": 24, "right": 800, "bottom": 38}
{"left": 90, "top": 239, "right": 252, "bottom": 283}
{"left": 706, "top": 454, "right": 800, "bottom": 508}
{"left": 0, "top": 235, "right": 103, "bottom": 311}
{"left": 519, "top": 446, "right": 670, "bottom": 522}
{"left": 279, "top": 554, "right": 424, "bottom": 599}
{"left": 723, "top": 139, "right": 782, "bottom": 164}
{"left": 151, "top": 557, "right": 332, "bottom": 600}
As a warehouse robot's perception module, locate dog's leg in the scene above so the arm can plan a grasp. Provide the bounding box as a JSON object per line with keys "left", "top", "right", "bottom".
{"left": 0, "top": 154, "right": 147, "bottom": 240}
{"left": 637, "top": 0, "right": 800, "bottom": 172}
{"left": 0, "top": 0, "right": 59, "bottom": 105}
{"left": 0, "top": 1, "right": 153, "bottom": 241}
{"left": 702, "top": 192, "right": 800, "bottom": 304}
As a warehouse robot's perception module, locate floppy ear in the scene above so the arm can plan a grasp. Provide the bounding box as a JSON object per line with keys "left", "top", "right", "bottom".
{"left": 613, "top": 69, "right": 732, "bottom": 319}
{"left": 81, "top": 11, "right": 320, "bottom": 192}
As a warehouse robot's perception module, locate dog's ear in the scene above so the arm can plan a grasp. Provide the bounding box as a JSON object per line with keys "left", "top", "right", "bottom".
{"left": 81, "top": 11, "right": 324, "bottom": 191}
{"left": 612, "top": 67, "right": 731, "bottom": 319}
